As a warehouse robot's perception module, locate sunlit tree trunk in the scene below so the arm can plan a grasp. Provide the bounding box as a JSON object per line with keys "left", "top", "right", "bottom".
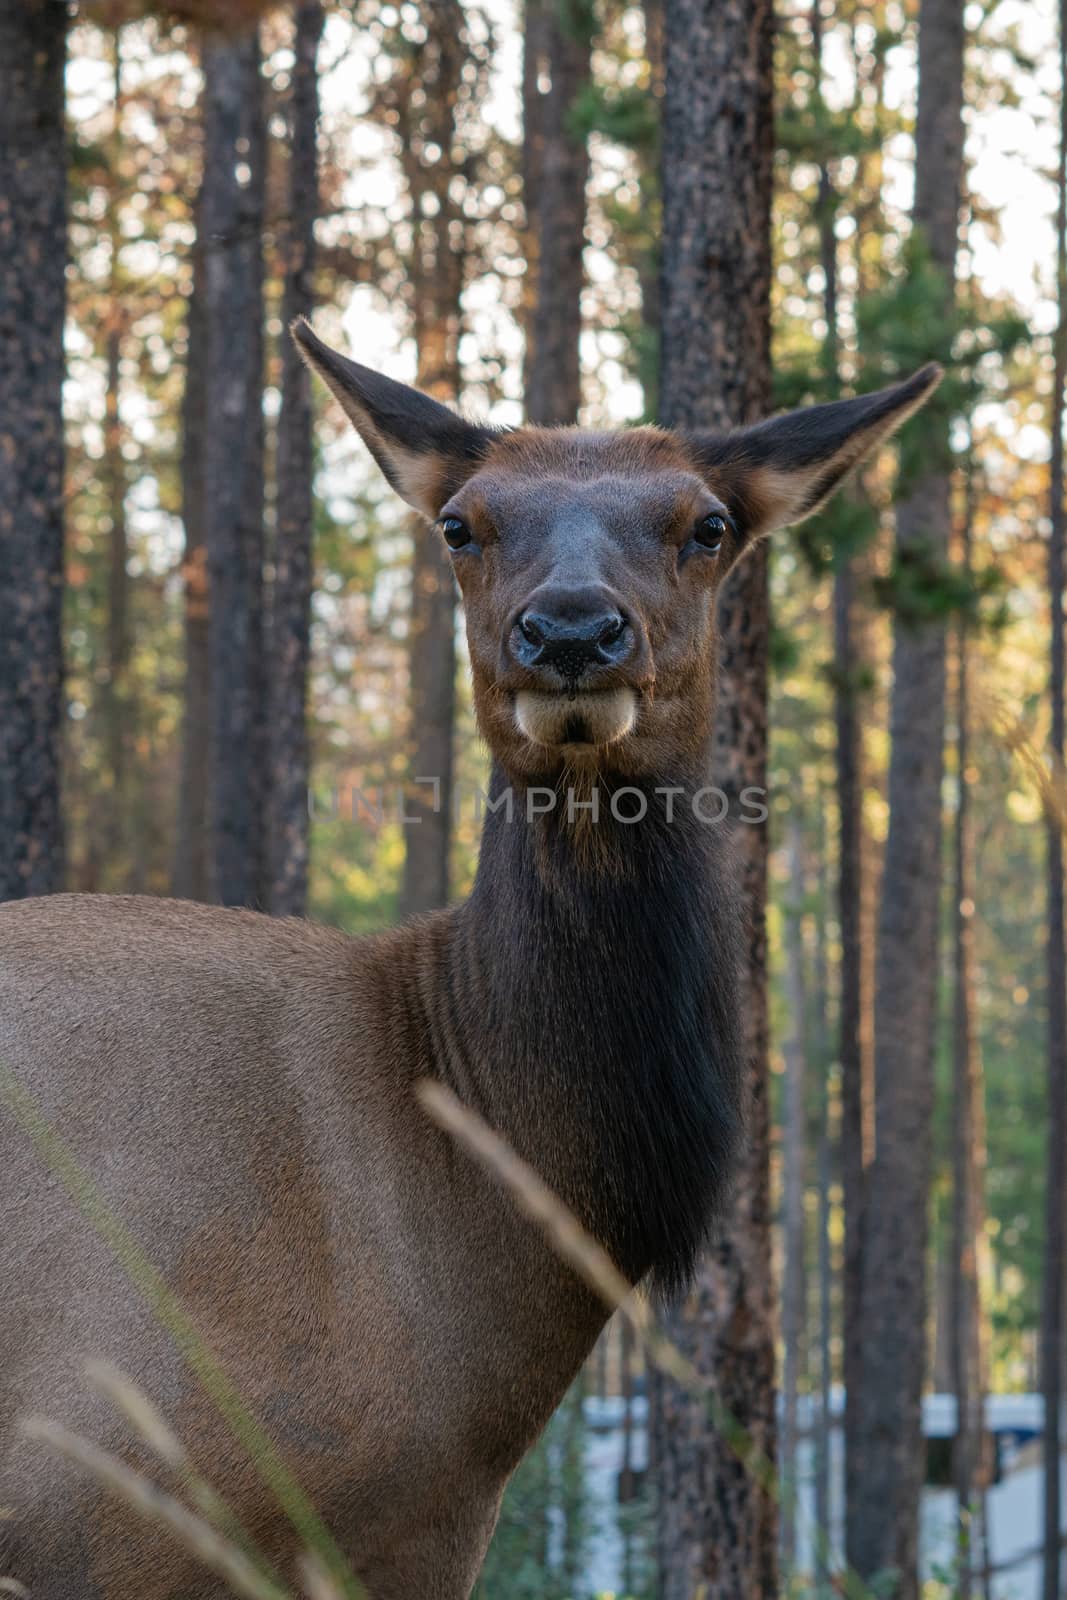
{"left": 636, "top": 0, "right": 664, "bottom": 420}
{"left": 834, "top": 534, "right": 874, "bottom": 1544}
{"left": 102, "top": 321, "right": 129, "bottom": 863}
{"left": 651, "top": 0, "right": 777, "bottom": 1593}
{"left": 0, "top": 0, "right": 67, "bottom": 902}
{"left": 951, "top": 459, "right": 988, "bottom": 1600}
{"left": 99, "top": 34, "right": 131, "bottom": 888}
{"left": 1042, "top": 2, "right": 1067, "bottom": 1592}
{"left": 780, "top": 813, "right": 809, "bottom": 1572}
{"left": 200, "top": 24, "right": 267, "bottom": 908}
{"left": 811, "top": 823, "right": 834, "bottom": 1588}
{"left": 522, "top": 0, "right": 593, "bottom": 425}
{"left": 810, "top": 7, "right": 861, "bottom": 1573}
{"left": 174, "top": 225, "right": 212, "bottom": 904}
{"left": 396, "top": 0, "right": 468, "bottom": 919}
{"left": 810, "top": 2, "right": 879, "bottom": 1555}
{"left": 853, "top": 0, "right": 964, "bottom": 1590}
{"left": 269, "top": 0, "right": 323, "bottom": 918}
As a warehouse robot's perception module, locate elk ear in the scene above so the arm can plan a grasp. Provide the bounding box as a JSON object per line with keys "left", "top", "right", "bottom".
{"left": 691, "top": 364, "right": 943, "bottom": 539}
{"left": 292, "top": 320, "right": 499, "bottom": 520}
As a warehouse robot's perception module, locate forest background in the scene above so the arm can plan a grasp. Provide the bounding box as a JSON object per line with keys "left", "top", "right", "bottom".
{"left": 2, "top": 0, "right": 1065, "bottom": 1593}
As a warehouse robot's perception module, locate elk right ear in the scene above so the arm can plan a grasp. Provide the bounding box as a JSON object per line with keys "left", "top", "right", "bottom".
{"left": 691, "top": 363, "right": 943, "bottom": 540}
{"left": 292, "top": 320, "right": 499, "bottom": 520}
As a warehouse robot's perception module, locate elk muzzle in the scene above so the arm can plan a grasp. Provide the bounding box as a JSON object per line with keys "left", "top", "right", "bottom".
{"left": 508, "top": 585, "right": 643, "bottom": 750}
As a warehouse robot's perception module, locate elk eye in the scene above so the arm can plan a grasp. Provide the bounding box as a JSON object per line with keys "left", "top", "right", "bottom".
{"left": 695, "top": 513, "right": 729, "bottom": 552}
{"left": 440, "top": 516, "right": 472, "bottom": 550}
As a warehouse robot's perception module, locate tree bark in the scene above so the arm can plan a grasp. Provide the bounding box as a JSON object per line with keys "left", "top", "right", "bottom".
{"left": 809, "top": 6, "right": 879, "bottom": 1557}
{"left": 1043, "top": 2, "right": 1067, "bottom": 1592}
{"left": 269, "top": 0, "right": 323, "bottom": 919}
{"left": 836, "top": 546, "right": 876, "bottom": 1560}
{"left": 807, "top": 9, "right": 880, "bottom": 1567}
{"left": 780, "top": 814, "right": 809, "bottom": 1572}
{"left": 651, "top": 1, "right": 776, "bottom": 1594}
{"left": 522, "top": 0, "right": 593, "bottom": 425}
{"left": 0, "top": 0, "right": 67, "bottom": 902}
{"left": 200, "top": 24, "right": 267, "bottom": 908}
{"left": 395, "top": 0, "right": 468, "bottom": 920}
{"left": 811, "top": 825, "right": 835, "bottom": 1589}
{"left": 853, "top": 1, "right": 964, "bottom": 1591}
{"left": 399, "top": 485, "right": 458, "bottom": 915}
{"left": 103, "top": 322, "right": 130, "bottom": 829}
{"left": 836, "top": 547, "right": 876, "bottom": 1562}
{"left": 638, "top": 0, "right": 664, "bottom": 420}
{"left": 99, "top": 34, "right": 130, "bottom": 887}
{"left": 951, "top": 462, "right": 988, "bottom": 1600}
{"left": 174, "top": 228, "right": 212, "bottom": 903}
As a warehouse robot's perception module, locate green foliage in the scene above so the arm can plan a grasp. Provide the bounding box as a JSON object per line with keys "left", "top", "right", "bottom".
{"left": 558, "top": 0, "right": 598, "bottom": 49}
{"left": 871, "top": 542, "right": 1010, "bottom": 631}
{"left": 571, "top": 83, "right": 657, "bottom": 152}
{"left": 792, "top": 491, "right": 879, "bottom": 580}
{"left": 856, "top": 232, "right": 1029, "bottom": 492}
{"left": 476, "top": 1378, "right": 655, "bottom": 1600}
{"left": 477, "top": 1386, "right": 590, "bottom": 1600}
{"left": 770, "top": 613, "right": 803, "bottom": 677}
{"left": 775, "top": 99, "right": 880, "bottom": 168}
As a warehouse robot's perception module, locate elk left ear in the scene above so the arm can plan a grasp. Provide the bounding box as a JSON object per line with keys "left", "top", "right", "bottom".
{"left": 691, "top": 364, "right": 943, "bottom": 539}
{"left": 292, "top": 319, "right": 500, "bottom": 520}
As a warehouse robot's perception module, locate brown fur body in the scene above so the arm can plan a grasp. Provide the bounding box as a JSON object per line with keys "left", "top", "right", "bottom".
{"left": 0, "top": 332, "right": 940, "bottom": 1598}
{"left": 0, "top": 896, "right": 602, "bottom": 1598}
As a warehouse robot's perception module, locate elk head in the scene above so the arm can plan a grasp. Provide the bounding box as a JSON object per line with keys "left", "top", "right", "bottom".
{"left": 295, "top": 322, "right": 940, "bottom": 784}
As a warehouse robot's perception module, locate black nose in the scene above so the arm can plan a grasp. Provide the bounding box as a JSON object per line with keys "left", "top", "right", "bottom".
{"left": 514, "top": 602, "right": 632, "bottom": 680}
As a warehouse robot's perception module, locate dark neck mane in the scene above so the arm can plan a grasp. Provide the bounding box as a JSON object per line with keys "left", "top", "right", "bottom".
{"left": 449, "top": 762, "right": 746, "bottom": 1299}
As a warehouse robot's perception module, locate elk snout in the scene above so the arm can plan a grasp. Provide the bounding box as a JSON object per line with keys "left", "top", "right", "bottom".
{"left": 508, "top": 586, "right": 643, "bottom": 749}
{"left": 510, "top": 588, "right": 635, "bottom": 683}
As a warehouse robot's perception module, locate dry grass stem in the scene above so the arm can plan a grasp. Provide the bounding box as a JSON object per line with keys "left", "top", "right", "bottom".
{"left": 85, "top": 1360, "right": 189, "bottom": 1472}
{"left": 19, "top": 1416, "right": 292, "bottom": 1600}
{"left": 299, "top": 1551, "right": 351, "bottom": 1600}
{"left": 978, "top": 683, "right": 1067, "bottom": 835}
{"left": 0, "top": 1066, "right": 362, "bottom": 1597}
{"left": 417, "top": 1078, "right": 700, "bottom": 1393}
{"left": 84, "top": 1361, "right": 271, "bottom": 1561}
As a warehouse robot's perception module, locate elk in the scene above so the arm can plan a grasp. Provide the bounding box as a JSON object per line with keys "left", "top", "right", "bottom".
{"left": 0, "top": 326, "right": 940, "bottom": 1600}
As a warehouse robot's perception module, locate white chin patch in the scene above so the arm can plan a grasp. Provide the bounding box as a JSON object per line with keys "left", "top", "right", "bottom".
{"left": 514, "top": 689, "right": 638, "bottom": 749}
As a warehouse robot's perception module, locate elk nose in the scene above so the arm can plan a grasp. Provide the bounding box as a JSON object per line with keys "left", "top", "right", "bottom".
{"left": 515, "top": 605, "right": 632, "bottom": 678}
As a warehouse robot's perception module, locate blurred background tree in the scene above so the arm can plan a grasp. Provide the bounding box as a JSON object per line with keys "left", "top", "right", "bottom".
{"left": 0, "top": 0, "right": 1064, "bottom": 1593}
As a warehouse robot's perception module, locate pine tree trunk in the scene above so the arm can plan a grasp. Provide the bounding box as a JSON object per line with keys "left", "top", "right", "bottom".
{"left": 638, "top": 0, "right": 664, "bottom": 419}
{"left": 1043, "top": 3, "right": 1067, "bottom": 1591}
{"left": 103, "top": 323, "right": 130, "bottom": 864}
{"left": 521, "top": 0, "right": 546, "bottom": 408}
{"left": 811, "top": 6, "right": 878, "bottom": 1555}
{"left": 100, "top": 36, "right": 130, "bottom": 887}
{"left": 0, "top": 0, "right": 67, "bottom": 903}
{"left": 809, "top": 11, "right": 873, "bottom": 1566}
{"left": 397, "top": 0, "right": 467, "bottom": 920}
{"left": 781, "top": 814, "right": 809, "bottom": 1572}
{"left": 651, "top": 1, "right": 776, "bottom": 1593}
{"left": 853, "top": 1, "right": 964, "bottom": 1590}
{"left": 836, "top": 549, "right": 875, "bottom": 1564}
{"left": 811, "top": 829, "right": 835, "bottom": 1589}
{"left": 951, "top": 465, "right": 988, "bottom": 1600}
{"left": 932, "top": 1240, "right": 955, "bottom": 1394}
{"left": 400, "top": 488, "right": 457, "bottom": 915}
{"left": 522, "top": 0, "right": 592, "bottom": 425}
{"left": 174, "top": 233, "right": 212, "bottom": 903}
{"left": 269, "top": 0, "right": 323, "bottom": 919}
{"left": 200, "top": 25, "right": 267, "bottom": 908}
